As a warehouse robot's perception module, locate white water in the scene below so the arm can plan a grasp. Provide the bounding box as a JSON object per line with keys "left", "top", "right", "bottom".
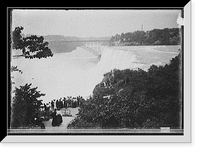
{"left": 11, "top": 45, "right": 179, "bottom": 103}
{"left": 97, "top": 47, "right": 141, "bottom": 73}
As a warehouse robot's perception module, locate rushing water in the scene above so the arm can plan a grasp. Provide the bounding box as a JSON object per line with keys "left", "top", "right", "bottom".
{"left": 11, "top": 45, "right": 180, "bottom": 103}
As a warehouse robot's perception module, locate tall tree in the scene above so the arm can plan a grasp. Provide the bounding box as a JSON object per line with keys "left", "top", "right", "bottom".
{"left": 12, "top": 26, "right": 24, "bottom": 50}
{"left": 11, "top": 83, "right": 45, "bottom": 128}
{"left": 12, "top": 26, "right": 53, "bottom": 59}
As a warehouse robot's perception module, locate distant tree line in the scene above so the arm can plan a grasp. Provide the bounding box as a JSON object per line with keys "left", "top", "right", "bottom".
{"left": 109, "top": 28, "right": 180, "bottom": 46}
{"left": 68, "top": 53, "right": 182, "bottom": 129}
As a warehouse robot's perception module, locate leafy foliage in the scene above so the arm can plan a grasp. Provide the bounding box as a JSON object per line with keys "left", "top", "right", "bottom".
{"left": 11, "top": 66, "right": 23, "bottom": 74}
{"left": 12, "top": 26, "right": 25, "bottom": 50}
{"left": 68, "top": 53, "right": 182, "bottom": 129}
{"left": 11, "top": 66, "right": 23, "bottom": 85}
{"left": 11, "top": 83, "right": 45, "bottom": 128}
{"left": 12, "top": 26, "right": 53, "bottom": 59}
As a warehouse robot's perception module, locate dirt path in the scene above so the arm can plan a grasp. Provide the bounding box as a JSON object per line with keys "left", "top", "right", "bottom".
{"left": 43, "top": 116, "right": 74, "bottom": 130}
{"left": 43, "top": 107, "right": 79, "bottom": 130}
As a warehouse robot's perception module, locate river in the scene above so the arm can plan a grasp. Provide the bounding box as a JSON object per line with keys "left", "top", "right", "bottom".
{"left": 11, "top": 45, "right": 180, "bottom": 103}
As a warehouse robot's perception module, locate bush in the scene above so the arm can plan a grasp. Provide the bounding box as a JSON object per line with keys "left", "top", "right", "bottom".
{"left": 67, "top": 117, "right": 99, "bottom": 129}
{"left": 68, "top": 53, "right": 182, "bottom": 129}
{"left": 11, "top": 83, "right": 45, "bottom": 128}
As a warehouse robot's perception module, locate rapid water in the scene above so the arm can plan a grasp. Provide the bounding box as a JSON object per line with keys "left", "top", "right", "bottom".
{"left": 11, "top": 45, "right": 179, "bottom": 103}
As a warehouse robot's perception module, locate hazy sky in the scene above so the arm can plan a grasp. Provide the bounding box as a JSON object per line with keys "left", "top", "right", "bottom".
{"left": 12, "top": 9, "right": 181, "bottom": 37}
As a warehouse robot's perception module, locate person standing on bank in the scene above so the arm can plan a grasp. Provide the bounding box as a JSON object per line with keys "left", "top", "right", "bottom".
{"left": 51, "top": 100, "right": 54, "bottom": 110}
{"left": 56, "top": 110, "right": 63, "bottom": 126}
{"left": 50, "top": 109, "right": 58, "bottom": 127}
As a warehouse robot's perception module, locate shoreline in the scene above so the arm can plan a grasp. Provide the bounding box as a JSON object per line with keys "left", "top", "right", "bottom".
{"left": 109, "top": 45, "right": 180, "bottom": 54}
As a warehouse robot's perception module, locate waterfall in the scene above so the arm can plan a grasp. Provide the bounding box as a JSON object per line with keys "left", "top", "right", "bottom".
{"left": 97, "top": 47, "right": 138, "bottom": 74}
{"left": 11, "top": 46, "right": 142, "bottom": 102}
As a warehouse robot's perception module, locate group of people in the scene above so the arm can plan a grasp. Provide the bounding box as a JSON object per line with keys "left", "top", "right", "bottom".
{"left": 50, "top": 96, "right": 85, "bottom": 110}
{"left": 34, "top": 101, "right": 64, "bottom": 128}
{"left": 32, "top": 109, "right": 63, "bottom": 128}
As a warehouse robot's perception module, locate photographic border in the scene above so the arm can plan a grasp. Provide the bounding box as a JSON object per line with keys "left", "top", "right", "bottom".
{"left": 1, "top": 2, "right": 192, "bottom": 143}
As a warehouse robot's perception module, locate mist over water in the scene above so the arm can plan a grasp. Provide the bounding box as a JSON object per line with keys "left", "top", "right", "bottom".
{"left": 11, "top": 45, "right": 179, "bottom": 103}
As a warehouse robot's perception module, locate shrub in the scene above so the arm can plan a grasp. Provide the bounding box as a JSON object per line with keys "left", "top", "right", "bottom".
{"left": 68, "top": 53, "right": 181, "bottom": 129}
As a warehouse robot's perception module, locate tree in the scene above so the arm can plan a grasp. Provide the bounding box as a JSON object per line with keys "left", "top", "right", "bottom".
{"left": 11, "top": 83, "right": 45, "bottom": 128}
{"left": 12, "top": 26, "right": 24, "bottom": 50}
{"left": 145, "top": 54, "right": 181, "bottom": 127}
{"left": 12, "top": 26, "right": 53, "bottom": 59}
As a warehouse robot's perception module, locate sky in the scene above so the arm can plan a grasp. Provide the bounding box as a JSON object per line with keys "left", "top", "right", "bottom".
{"left": 11, "top": 9, "right": 181, "bottom": 38}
